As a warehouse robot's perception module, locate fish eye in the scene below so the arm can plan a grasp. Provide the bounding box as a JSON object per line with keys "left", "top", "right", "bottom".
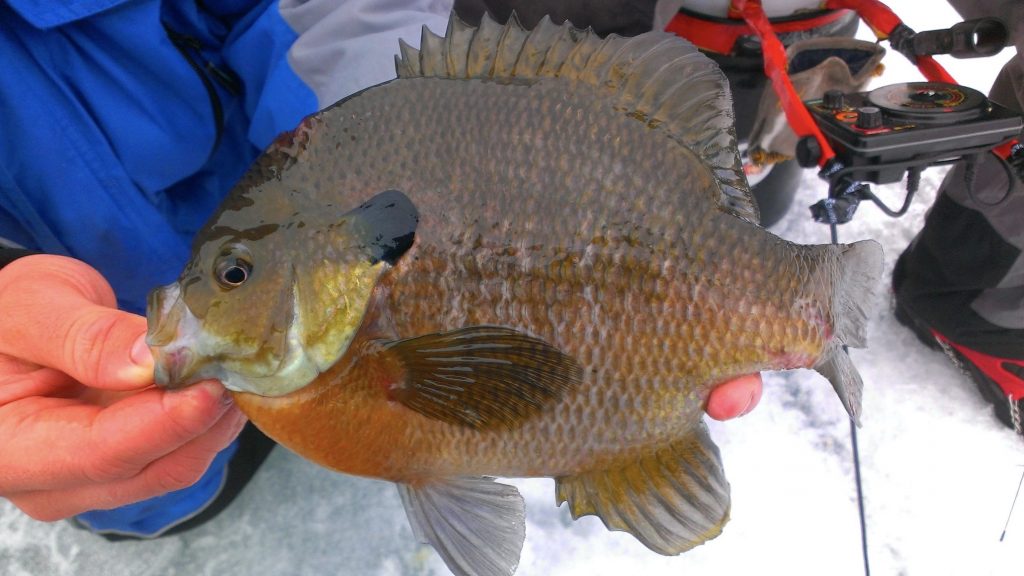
{"left": 214, "top": 246, "right": 253, "bottom": 290}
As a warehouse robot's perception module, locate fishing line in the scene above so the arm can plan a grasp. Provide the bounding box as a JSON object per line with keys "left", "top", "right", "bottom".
{"left": 828, "top": 221, "right": 871, "bottom": 576}
{"left": 1000, "top": 465, "right": 1024, "bottom": 542}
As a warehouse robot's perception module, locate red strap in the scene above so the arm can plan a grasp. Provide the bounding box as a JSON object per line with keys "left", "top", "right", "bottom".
{"left": 993, "top": 140, "right": 1018, "bottom": 161}
{"left": 823, "top": 0, "right": 900, "bottom": 37}
{"left": 730, "top": 0, "right": 836, "bottom": 167}
{"left": 934, "top": 331, "right": 1024, "bottom": 400}
{"left": 664, "top": 9, "right": 848, "bottom": 56}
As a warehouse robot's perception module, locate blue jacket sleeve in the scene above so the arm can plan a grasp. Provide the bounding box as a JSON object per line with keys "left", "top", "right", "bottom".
{"left": 0, "top": 0, "right": 451, "bottom": 311}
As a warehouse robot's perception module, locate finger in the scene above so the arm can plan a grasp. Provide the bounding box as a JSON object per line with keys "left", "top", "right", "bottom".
{"left": 0, "top": 255, "right": 154, "bottom": 390}
{"left": 0, "top": 365, "right": 79, "bottom": 406}
{"left": 86, "top": 381, "right": 236, "bottom": 481}
{"left": 0, "top": 353, "right": 41, "bottom": 376}
{"left": 0, "top": 380, "right": 231, "bottom": 493}
{"left": 9, "top": 405, "right": 248, "bottom": 522}
{"left": 706, "top": 373, "right": 763, "bottom": 421}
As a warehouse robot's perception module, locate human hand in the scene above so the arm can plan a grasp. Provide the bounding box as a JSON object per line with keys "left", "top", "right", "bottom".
{"left": 0, "top": 255, "right": 247, "bottom": 521}
{"left": 706, "top": 374, "right": 763, "bottom": 421}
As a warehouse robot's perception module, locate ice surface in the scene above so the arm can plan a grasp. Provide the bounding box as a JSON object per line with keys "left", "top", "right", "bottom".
{"left": 2, "top": 4, "right": 1021, "bottom": 576}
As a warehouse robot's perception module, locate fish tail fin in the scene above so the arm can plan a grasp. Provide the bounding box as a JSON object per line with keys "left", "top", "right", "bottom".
{"left": 813, "top": 239, "right": 883, "bottom": 425}
{"left": 832, "top": 240, "right": 884, "bottom": 350}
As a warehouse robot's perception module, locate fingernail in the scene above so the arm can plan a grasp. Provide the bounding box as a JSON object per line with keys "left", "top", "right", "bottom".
{"left": 738, "top": 390, "right": 758, "bottom": 416}
{"left": 130, "top": 334, "right": 153, "bottom": 367}
{"left": 220, "top": 386, "right": 236, "bottom": 407}
{"left": 195, "top": 379, "right": 226, "bottom": 397}
{"left": 115, "top": 334, "right": 156, "bottom": 384}
{"left": 196, "top": 379, "right": 233, "bottom": 407}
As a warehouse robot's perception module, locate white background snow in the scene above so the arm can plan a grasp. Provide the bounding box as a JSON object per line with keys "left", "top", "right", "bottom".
{"left": 1, "top": 2, "right": 1021, "bottom": 575}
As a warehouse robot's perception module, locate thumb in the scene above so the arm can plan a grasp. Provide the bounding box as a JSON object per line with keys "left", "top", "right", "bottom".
{"left": 706, "top": 373, "right": 763, "bottom": 421}
{"left": 0, "top": 255, "right": 154, "bottom": 390}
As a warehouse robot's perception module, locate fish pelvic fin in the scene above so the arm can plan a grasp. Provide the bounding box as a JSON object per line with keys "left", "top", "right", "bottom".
{"left": 398, "top": 477, "right": 525, "bottom": 576}
{"left": 555, "top": 421, "right": 731, "bottom": 555}
{"left": 395, "top": 11, "right": 757, "bottom": 223}
{"left": 813, "top": 239, "right": 884, "bottom": 425}
{"left": 384, "top": 326, "right": 582, "bottom": 431}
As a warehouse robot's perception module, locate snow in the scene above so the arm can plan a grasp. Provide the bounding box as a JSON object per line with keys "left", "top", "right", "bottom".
{"left": 2, "top": 4, "right": 1021, "bottom": 576}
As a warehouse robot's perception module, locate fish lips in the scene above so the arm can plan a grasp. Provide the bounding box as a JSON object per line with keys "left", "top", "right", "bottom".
{"left": 146, "top": 282, "right": 205, "bottom": 389}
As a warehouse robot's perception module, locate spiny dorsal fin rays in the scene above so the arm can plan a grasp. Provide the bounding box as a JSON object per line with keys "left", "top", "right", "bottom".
{"left": 535, "top": 18, "right": 584, "bottom": 77}
{"left": 420, "top": 26, "right": 445, "bottom": 77}
{"left": 394, "top": 12, "right": 758, "bottom": 223}
{"left": 511, "top": 15, "right": 561, "bottom": 77}
{"left": 562, "top": 27, "right": 604, "bottom": 77}
{"left": 494, "top": 12, "right": 530, "bottom": 77}
{"left": 445, "top": 15, "right": 474, "bottom": 78}
{"left": 467, "top": 12, "right": 505, "bottom": 77}
{"left": 395, "top": 39, "right": 420, "bottom": 77}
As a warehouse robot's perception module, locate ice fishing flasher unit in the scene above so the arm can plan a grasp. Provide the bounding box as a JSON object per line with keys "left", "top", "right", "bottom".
{"left": 726, "top": 0, "right": 1024, "bottom": 226}
{"left": 804, "top": 80, "right": 1023, "bottom": 224}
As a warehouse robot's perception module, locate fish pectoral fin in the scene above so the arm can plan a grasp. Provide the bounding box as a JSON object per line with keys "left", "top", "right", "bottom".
{"left": 555, "top": 421, "right": 731, "bottom": 555}
{"left": 385, "top": 326, "right": 582, "bottom": 430}
{"left": 397, "top": 477, "right": 525, "bottom": 576}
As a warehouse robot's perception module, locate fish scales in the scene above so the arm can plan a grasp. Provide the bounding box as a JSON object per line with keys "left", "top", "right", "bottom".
{"left": 231, "top": 77, "right": 816, "bottom": 475}
{"left": 148, "top": 14, "right": 882, "bottom": 575}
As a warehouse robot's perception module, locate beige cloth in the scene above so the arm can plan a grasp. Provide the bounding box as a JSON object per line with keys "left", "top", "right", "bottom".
{"left": 747, "top": 37, "right": 885, "bottom": 163}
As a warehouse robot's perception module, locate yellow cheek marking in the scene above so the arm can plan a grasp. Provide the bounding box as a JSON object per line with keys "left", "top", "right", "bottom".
{"left": 304, "top": 261, "right": 385, "bottom": 370}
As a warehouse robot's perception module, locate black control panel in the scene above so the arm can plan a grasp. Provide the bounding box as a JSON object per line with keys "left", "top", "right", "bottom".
{"left": 806, "top": 82, "right": 1022, "bottom": 184}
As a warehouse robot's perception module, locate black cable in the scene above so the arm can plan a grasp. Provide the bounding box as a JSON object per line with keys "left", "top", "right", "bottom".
{"left": 830, "top": 222, "right": 871, "bottom": 576}
{"left": 858, "top": 167, "right": 920, "bottom": 218}
{"left": 849, "top": 418, "right": 871, "bottom": 576}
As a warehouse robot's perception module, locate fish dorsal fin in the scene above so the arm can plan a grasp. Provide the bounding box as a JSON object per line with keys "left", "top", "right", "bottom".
{"left": 555, "top": 421, "right": 731, "bottom": 554}
{"left": 395, "top": 12, "right": 758, "bottom": 223}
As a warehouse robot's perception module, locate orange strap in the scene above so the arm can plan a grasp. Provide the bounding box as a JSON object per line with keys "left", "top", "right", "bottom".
{"left": 729, "top": 0, "right": 837, "bottom": 167}
{"left": 823, "top": 0, "right": 956, "bottom": 83}
{"left": 664, "top": 9, "right": 848, "bottom": 56}
{"left": 824, "top": 0, "right": 1018, "bottom": 157}
{"left": 668, "top": 0, "right": 1015, "bottom": 167}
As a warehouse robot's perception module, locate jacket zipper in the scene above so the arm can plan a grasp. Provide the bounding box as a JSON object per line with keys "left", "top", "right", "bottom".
{"left": 162, "top": 23, "right": 242, "bottom": 163}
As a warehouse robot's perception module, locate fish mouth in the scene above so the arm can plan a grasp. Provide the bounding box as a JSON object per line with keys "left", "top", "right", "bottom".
{"left": 145, "top": 281, "right": 322, "bottom": 397}
{"left": 146, "top": 283, "right": 203, "bottom": 389}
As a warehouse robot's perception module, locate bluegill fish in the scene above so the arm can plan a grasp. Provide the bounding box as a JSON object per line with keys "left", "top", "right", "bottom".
{"left": 146, "top": 13, "right": 882, "bottom": 576}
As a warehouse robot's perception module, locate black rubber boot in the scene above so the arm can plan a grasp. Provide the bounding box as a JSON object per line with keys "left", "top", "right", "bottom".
{"left": 893, "top": 157, "right": 1024, "bottom": 438}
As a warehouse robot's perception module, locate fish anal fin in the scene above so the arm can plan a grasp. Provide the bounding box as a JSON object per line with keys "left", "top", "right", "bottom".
{"left": 555, "top": 422, "right": 731, "bottom": 555}
{"left": 385, "top": 326, "right": 582, "bottom": 431}
{"left": 814, "top": 342, "right": 864, "bottom": 426}
{"left": 398, "top": 477, "right": 525, "bottom": 576}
